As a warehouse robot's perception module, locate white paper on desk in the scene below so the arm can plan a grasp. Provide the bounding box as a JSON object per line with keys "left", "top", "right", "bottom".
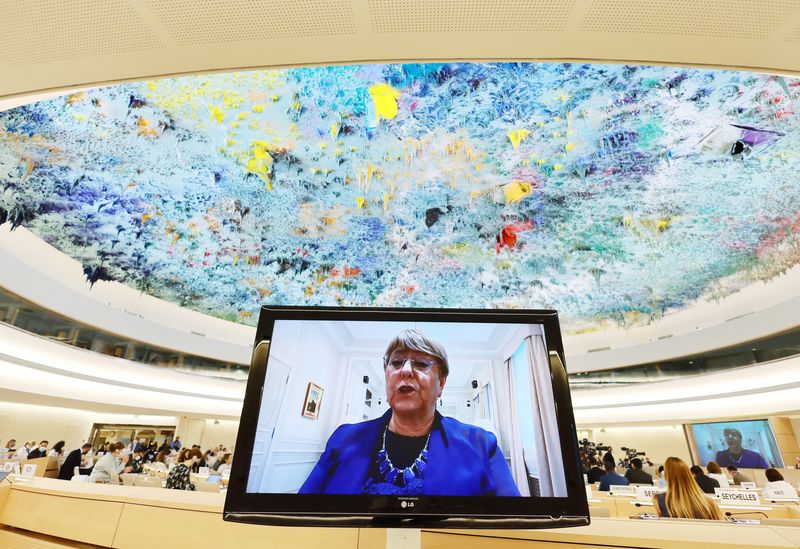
{"left": 635, "top": 486, "right": 666, "bottom": 500}
{"left": 740, "top": 482, "right": 757, "bottom": 490}
{"left": 199, "top": 467, "right": 210, "bottom": 475}
{"left": 609, "top": 485, "right": 636, "bottom": 496}
{"left": 1, "top": 462, "right": 14, "bottom": 472}
{"left": 585, "top": 485, "right": 593, "bottom": 499}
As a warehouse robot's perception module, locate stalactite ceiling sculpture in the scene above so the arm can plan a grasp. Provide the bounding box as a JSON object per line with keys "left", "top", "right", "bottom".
{"left": 1, "top": 63, "right": 798, "bottom": 332}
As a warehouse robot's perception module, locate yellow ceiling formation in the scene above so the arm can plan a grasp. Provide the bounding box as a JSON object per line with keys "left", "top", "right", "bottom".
{"left": 1, "top": 0, "right": 800, "bottom": 99}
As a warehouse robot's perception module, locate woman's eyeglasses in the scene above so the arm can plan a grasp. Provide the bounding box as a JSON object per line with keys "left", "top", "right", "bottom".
{"left": 385, "top": 358, "right": 436, "bottom": 373}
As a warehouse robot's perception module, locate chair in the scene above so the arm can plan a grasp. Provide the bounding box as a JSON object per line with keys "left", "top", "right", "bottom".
{"left": 194, "top": 481, "right": 221, "bottom": 493}
{"left": 134, "top": 476, "right": 163, "bottom": 488}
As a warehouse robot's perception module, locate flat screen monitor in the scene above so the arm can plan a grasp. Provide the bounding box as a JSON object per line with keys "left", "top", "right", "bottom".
{"left": 224, "top": 306, "right": 588, "bottom": 528}
{"left": 687, "top": 419, "right": 784, "bottom": 469}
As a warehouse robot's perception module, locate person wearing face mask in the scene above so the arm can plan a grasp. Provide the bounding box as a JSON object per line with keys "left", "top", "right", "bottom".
{"left": 89, "top": 442, "right": 125, "bottom": 484}
{"left": 59, "top": 443, "right": 93, "bottom": 480}
{"left": 299, "top": 329, "right": 520, "bottom": 496}
{"left": 14, "top": 441, "right": 34, "bottom": 459}
{"left": 27, "top": 440, "right": 49, "bottom": 459}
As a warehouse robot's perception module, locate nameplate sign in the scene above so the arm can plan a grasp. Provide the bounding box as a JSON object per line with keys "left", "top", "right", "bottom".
{"left": 635, "top": 486, "right": 666, "bottom": 500}
{"left": 765, "top": 488, "right": 799, "bottom": 501}
{"left": 609, "top": 485, "right": 636, "bottom": 496}
{"left": 585, "top": 485, "right": 593, "bottom": 500}
{"left": 20, "top": 464, "right": 37, "bottom": 479}
{"left": 740, "top": 482, "right": 757, "bottom": 490}
{"left": 199, "top": 467, "right": 210, "bottom": 476}
{"left": 717, "top": 489, "right": 760, "bottom": 505}
{"left": 1, "top": 462, "right": 20, "bottom": 474}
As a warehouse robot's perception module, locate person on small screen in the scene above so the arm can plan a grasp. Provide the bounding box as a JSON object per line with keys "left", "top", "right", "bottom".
{"left": 654, "top": 457, "right": 723, "bottom": 520}
{"left": 714, "top": 427, "right": 769, "bottom": 468}
{"left": 298, "top": 329, "right": 520, "bottom": 496}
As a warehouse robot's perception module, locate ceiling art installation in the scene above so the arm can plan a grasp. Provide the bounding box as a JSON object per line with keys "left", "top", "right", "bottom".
{"left": 1, "top": 63, "right": 799, "bottom": 331}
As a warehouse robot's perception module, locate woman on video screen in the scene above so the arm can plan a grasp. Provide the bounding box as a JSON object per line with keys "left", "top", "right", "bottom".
{"left": 298, "top": 329, "right": 520, "bottom": 496}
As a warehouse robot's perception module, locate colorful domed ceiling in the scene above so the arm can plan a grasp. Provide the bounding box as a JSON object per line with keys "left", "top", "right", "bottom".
{"left": 1, "top": 63, "right": 799, "bottom": 331}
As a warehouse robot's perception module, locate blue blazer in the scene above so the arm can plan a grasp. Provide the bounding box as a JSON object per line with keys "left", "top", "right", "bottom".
{"left": 299, "top": 410, "right": 520, "bottom": 496}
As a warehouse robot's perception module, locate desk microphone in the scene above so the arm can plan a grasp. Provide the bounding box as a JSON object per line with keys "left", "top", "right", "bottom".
{"left": 725, "top": 511, "right": 768, "bottom": 519}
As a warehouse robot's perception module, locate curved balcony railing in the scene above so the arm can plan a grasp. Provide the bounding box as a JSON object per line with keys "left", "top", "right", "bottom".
{"left": 0, "top": 286, "right": 248, "bottom": 381}
{"left": 3, "top": 284, "right": 799, "bottom": 387}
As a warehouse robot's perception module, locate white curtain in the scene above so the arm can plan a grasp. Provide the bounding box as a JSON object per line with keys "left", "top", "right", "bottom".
{"left": 505, "top": 356, "right": 531, "bottom": 497}
{"left": 526, "top": 334, "right": 567, "bottom": 497}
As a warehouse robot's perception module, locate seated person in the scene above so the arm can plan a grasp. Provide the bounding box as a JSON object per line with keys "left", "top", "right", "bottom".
{"left": 654, "top": 465, "right": 667, "bottom": 488}
{"left": 216, "top": 453, "right": 233, "bottom": 475}
{"left": 26, "top": 440, "right": 49, "bottom": 459}
{"left": 705, "top": 461, "right": 729, "bottom": 488}
{"left": 166, "top": 449, "right": 201, "bottom": 490}
{"left": 714, "top": 428, "right": 769, "bottom": 468}
{"left": 299, "top": 329, "right": 520, "bottom": 496}
{"left": 89, "top": 442, "right": 124, "bottom": 484}
{"left": 654, "top": 457, "right": 722, "bottom": 520}
{"left": 598, "top": 455, "right": 628, "bottom": 491}
{"left": 726, "top": 465, "right": 752, "bottom": 485}
{"left": 58, "top": 443, "right": 92, "bottom": 480}
{"left": 762, "top": 468, "right": 799, "bottom": 500}
{"left": 126, "top": 448, "right": 146, "bottom": 474}
{"left": 690, "top": 465, "right": 719, "bottom": 494}
{"left": 586, "top": 455, "right": 604, "bottom": 484}
{"left": 13, "top": 441, "right": 33, "bottom": 459}
{"left": 624, "top": 458, "right": 653, "bottom": 485}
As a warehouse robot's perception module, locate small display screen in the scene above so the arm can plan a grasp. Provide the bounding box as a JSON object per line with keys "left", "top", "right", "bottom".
{"left": 689, "top": 419, "right": 784, "bottom": 469}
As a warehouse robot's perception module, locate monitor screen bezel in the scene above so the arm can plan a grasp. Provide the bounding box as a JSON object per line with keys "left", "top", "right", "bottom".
{"left": 223, "top": 306, "right": 589, "bottom": 528}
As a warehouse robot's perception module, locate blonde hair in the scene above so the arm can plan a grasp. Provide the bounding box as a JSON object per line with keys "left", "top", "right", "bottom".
{"left": 654, "top": 457, "right": 723, "bottom": 520}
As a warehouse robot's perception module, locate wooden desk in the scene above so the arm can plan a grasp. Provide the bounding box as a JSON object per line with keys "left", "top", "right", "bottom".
{"left": 421, "top": 520, "right": 800, "bottom": 549}
{"left": 0, "top": 479, "right": 797, "bottom": 549}
{"left": 0, "top": 478, "right": 357, "bottom": 548}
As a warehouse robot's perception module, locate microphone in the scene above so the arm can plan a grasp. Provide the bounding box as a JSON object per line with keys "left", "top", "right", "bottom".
{"left": 725, "top": 511, "right": 768, "bottom": 519}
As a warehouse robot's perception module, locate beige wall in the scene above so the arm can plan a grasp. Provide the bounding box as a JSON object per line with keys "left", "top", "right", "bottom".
{"left": 771, "top": 416, "right": 800, "bottom": 468}
{"left": 588, "top": 425, "right": 691, "bottom": 465}
{"left": 198, "top": 419, "right": 238, "bottom": 451}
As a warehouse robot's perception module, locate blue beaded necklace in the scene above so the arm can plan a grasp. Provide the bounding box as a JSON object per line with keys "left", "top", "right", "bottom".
{"left": 375, "top": 426, "right": 430, "bottom": 486}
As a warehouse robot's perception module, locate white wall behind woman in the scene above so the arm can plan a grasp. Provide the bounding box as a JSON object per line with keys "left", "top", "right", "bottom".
{"left": 200, "top": 419, "right": 239, "bottom": 451}
{"left": 588, "top": 425, "right": 691, "bottom": 464}
{"left": 0, "top": 400, "right": 177, "bottom": 450}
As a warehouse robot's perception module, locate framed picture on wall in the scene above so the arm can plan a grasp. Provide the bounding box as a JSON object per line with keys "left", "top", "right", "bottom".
{"left": 302, "top": 382, "right": 324, "bottom": 419}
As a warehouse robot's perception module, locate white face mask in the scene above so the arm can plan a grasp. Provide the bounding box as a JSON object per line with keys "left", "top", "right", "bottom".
{"left": 39, "top": 446, "right": 46, "bottom": 452}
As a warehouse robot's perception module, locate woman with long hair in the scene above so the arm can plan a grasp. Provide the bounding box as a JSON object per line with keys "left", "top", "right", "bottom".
{"left": 654, "top": 457, "right": 723, "bottom": 520}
